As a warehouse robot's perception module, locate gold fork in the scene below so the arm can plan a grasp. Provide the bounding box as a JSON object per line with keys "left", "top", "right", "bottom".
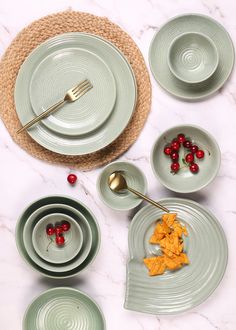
{"left": 17, "top": 79, "right": 93, "bottom": 134}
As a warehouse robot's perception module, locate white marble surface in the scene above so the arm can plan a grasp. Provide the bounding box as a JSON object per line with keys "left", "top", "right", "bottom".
{"left": 0, "top": 0, "right": 236, "bottom": 329}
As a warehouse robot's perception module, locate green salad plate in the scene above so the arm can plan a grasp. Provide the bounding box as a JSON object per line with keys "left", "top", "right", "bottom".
{"left": 125, "top": 198, "right": 228, "bottom": 315}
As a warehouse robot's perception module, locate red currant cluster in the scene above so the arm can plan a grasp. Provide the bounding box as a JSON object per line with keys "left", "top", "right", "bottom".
{"left": 163, "top": 133, "right": 205, "bottom": 174}
{"left": 46, "top": 221, "right": 71, "bottom": 246}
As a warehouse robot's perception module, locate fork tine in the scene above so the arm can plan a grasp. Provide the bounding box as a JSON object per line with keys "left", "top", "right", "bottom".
{"left": 75, "top": 85, "right": 93, "bottom": 99}
{"left": 72, "top": 79, "right": 89, "bottom": 92}
{"left": 73, "top": 81, "right": 92, "bottom": 95}
{"left": 74, "top": 82, "right": 93, "bottom": 97}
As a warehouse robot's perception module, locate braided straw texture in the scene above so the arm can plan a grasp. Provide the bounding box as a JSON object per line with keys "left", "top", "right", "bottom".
{"left": 0, "top": 11, "right": 151, "bottom": 170}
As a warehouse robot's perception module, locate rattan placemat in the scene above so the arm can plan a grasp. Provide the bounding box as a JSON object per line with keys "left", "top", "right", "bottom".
{"left": 0, "top": 11, "right": 151, "bottom": 170}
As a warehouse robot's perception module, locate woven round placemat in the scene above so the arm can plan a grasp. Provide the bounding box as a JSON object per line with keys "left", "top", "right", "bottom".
{"left": 0, "top": 11, "right": 151, "bottom": 170}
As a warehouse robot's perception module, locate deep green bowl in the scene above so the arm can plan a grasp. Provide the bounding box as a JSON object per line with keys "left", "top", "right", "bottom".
{"left": 151, "top": 125, "right": 221, "bottom": 193}
{"left": 16, "top": 196, "right": 100, "bottom": 279}
{"left": 97, "top": 161, "right": 147, "bottom": 211}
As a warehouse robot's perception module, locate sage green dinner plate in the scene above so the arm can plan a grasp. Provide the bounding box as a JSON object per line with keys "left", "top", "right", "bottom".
{"left": 125, "top": 198, "right": 228, "bottom": 315}
{"left": 23, "top": 287, "right": 106, "bottom": 330}
{"left": 15, "top": 33, "right": 137, "bottom": 155}
{"left": 149, "top": 14, "right": 234, "bottom": 100}
{"left": 16, "top": 196, "right": 100, "bottom": 278}
{"left": 32, "top": 213, "right": 84, "bottom": 264}
{"left": 30, "top": 47, "right": 116, "bottom": 136}
{"left": 97, "top": 161, "right": 147, "bottom": 211}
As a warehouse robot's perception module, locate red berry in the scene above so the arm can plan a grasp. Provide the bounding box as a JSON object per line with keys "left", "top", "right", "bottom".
{"left": 190, "top": 145, "right": 199, "bottom": 153}
{"left": 67, "top": 174, "right": 77, "bottom": 185}
{"left": 55, "top": 226, "right": 63, "bottom": 235}
{"left": 46, "top": 225, "right": 55, "bottom": 236}
{"left": 171, "top": 162, "right": 180, "bottom": 173}
{"left": 177, "top": 133, "right": 186, "bottom": 143}
{"left": 183, "top": 140, "right": 192, "bottom": 148}
{"left": 56, "top": 235, "right": 65, "bottom": 246}
{"left": 171, "top": 140, "right": 180, "bottom": 151}
{"left": 196, "top": 150, "right": 205, "bottom": 159}
{"left": 190, "top": 163, "right": 199, "bottom": 173}
{"left": 61, "top": 221, "right": 70, "bottom": 232}
{"left": 164, "top": 146, "right": 172, "bottom": 156}
{"left": 185, "top": 153, "right": 194, "bottom": 163}
{"left": 171, "top": 151, "right": 179, "bottom": 161}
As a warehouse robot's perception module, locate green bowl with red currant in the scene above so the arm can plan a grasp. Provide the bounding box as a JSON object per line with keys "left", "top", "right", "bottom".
{"left": 151, "top": 125, "right": 221, "bottom": 193}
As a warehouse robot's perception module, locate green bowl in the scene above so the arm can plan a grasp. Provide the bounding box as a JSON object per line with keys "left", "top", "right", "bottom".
{"left": 168, "top": 32, "right": 219, "bottom": 84}
{"left": 97, "top": 161, "right": 147, "bottom": 211}
{"left": 23, "top": 287, "right": 106, "bottom": 329}
{"left": 16, "top": 196, "right": 100, "bottom": 279}
{"left": 32, "top": 213, "right": 83, "bottom": 264}
{"left": 151, "top": 125, "right": 221, "bottom": 193}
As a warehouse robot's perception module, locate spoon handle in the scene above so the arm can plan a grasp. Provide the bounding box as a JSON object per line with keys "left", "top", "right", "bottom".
{"left": 127, "top": 187, "right": 169, "bottom": 213}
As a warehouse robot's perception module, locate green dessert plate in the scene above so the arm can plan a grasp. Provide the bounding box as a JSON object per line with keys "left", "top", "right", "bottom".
{"left": 125, "top": 198, "right": 228, "bottom": 315}
{"left": 149, "top": 14, "right": 234, "bottom": 100}
{"left": 23, "top": 287, "right": 105, "bottom": 330}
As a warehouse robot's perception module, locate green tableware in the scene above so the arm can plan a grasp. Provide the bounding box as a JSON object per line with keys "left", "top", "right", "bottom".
{"left": 15, "top": 32, "right": 137, "bottom": 155}
{"left": 32, "top": 213, "right": 83, "bottom": 264}
{"left": 168, "top": 32, "right": 219, "bottom": 84}
{"left": 125, "top": 198, "right": 228, "bottom": 315}
{"left": 23, "top": 204, "right": 92, "bottom": 272}
{"left": 16, "top": 196, "right": 100, "bottom": 278}
{"left": 151, "top": 125, "right": 221, "bottom": 193}
{"left": 23, "top": 287, "right": 106, "bottom": 330}
{"left": 30, "top": 47, "right": 116, "bottom": 136}
{"left": 97, "top": 161, "right": 147, "bottom": 211}
{"left": 149, "top": 14, "right": 234, "bottom": 100}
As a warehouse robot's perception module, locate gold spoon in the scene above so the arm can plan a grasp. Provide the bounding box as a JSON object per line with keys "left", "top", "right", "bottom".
{"left": 108, "top": 172, "right": 169, "bottom": 213}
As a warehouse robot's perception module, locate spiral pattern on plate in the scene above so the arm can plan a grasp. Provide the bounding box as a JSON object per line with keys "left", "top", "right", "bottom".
{"left": 125, "top": 198, "right": 228, "bottom": 315}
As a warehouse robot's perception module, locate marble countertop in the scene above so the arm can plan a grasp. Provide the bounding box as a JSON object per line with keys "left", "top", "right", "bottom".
{"left": 1, "top": 0, "right": 236, "bottom": 329}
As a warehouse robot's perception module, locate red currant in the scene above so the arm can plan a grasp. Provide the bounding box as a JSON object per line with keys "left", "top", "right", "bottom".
{"left": 171, "top": 162, "right": 180, "bottom": 173}
{"left": 171, "top": 151, "right": 179, "bottom": 161}
{"left": 61, "top": 221, "right": 70, "bottom": 232}
{"left": 177, "top": 133, "right": 186, "bottom": 143}
{"left": 56, "top": 235, "right": 65, "bottom": 246}
{"left": 185, "top": 153, "right": 194, "bottom": 163}
{"left": 196, "top": 150, "right": 205, "bottom": 159}
{"left": 183, "top": 140, "right": 192, "bottom": 148}
{"left": 55, "top": 226, "right": 63, "bottom": 235}
{"left": 190, "top": 145, "right": 199, "bottom": 153}
{"left": 164, "top": 146, "right": 172, "bottom": 156}
{"left": 190, "top": 163, "right": 199, "bottom": 173}
{"left": 67, "top": 174, "right": 77, "bottom": 185}
{"left": 171, "top": 140, "right": 180, "bottom": 151}
{"left": 46, "top": 225, "right": 55, "bottom": 236}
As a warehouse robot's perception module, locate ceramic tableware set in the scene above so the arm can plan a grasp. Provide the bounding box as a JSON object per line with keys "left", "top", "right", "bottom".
{"left": 10, "top": 12, "right": 234, "bottom": 329}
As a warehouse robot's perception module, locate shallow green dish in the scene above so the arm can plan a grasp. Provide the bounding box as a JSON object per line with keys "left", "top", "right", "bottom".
{"left": 16, "top": 196, "right": 100, "bottom": 279}
{"left": 23, "top": 287, "right": 106, "bottom": 330}
{"left": 23, "top": 204, "right": 92, "bottom": 272}
{"left": 97, "top": 161, "right": 147, "bottom": 211}
{"left": 151, "top": 125, "right": 221, "bottom": 193}
{"left": 125, "top": 198, "right": 228, "bottom": 315}
{"left": 149, "top": 14, "right": 234, "bottom": 100}
{"left": 15, "top": 32, "right": 137, "bottom": 155}
{"left": 32, "top": 213, "right": 83, "bottom": 264}
{"left": 30, "top": 47, "right": 116, "bottom": 136}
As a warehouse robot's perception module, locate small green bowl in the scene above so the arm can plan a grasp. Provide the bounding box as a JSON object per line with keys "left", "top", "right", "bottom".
{"left": 168, "top": 32, "right": 219, "bottom": 84}
{"left": 23, "top": 287, "right": 106, "bottom": 330}
{"left": 151, "top": 125, "right": 221, "bottom": 193}
{"left": 16, "top": 196, "right": 100, "bottom": 279}
{"left": 32, "top": 213, "right": 83, "bottom": 264}
{"left": 97, "top": 161, "right": 147, "bottom": 211}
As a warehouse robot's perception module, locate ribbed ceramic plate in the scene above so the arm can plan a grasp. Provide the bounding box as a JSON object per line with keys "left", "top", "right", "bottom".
{"left": 15, "top": 33, "right": 137, "bottom": 155}
{"left": 149, "top": 14, "right": 234, "bottom": 100}
{"left": 16, "top": 196, "right": 100, "bottom": 279}
{"left": 29, "top": 47, "right": 116, "bottom": 136}
{"left": 125, "top": 198, "right": 228, "bottom": 315}
{"left": 23, "top": 287, "right": 106, "bottom": 330}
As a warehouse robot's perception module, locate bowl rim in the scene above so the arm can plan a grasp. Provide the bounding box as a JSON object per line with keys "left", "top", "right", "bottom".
{"left": 150, "top": 124, "right": 221, "bottom": 193}
{"left": 167, "top": 31, "right": 219, "bottom": 84}
{"left": 96, "top": 160, "right": 148, "bottom": 211}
